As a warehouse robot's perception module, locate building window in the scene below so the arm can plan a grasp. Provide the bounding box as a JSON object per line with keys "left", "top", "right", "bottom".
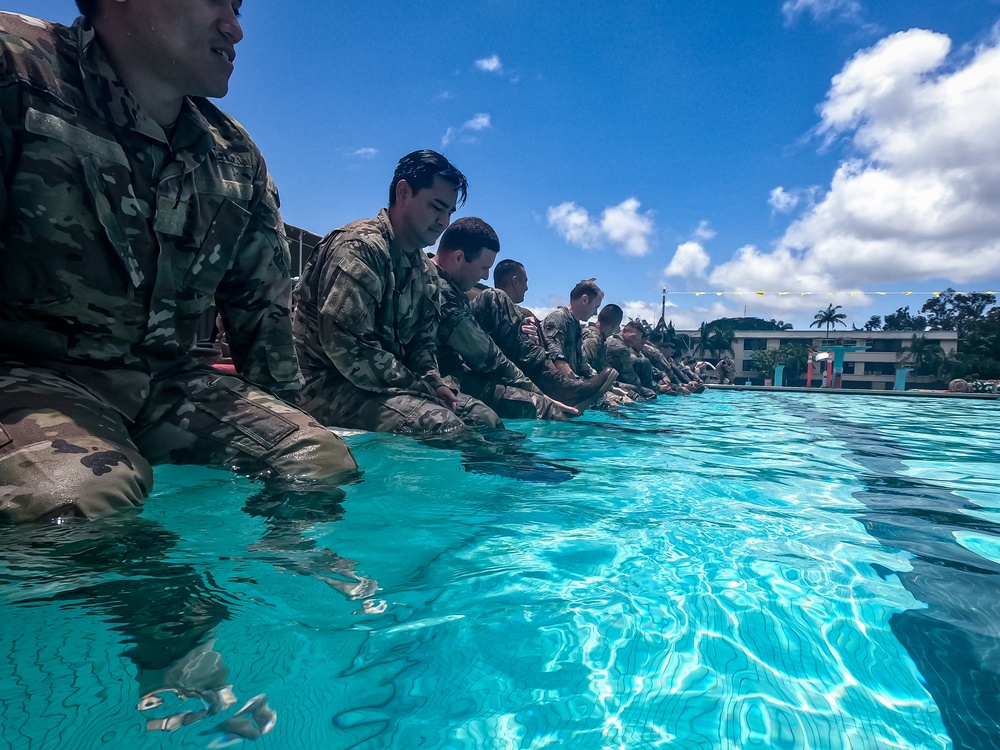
{"left": 741, "top": 360, "right": 756, "bottom": 372}
{"left": 865, "top": 339, "right": 903, "bottom": 353}
{"left": 862, "top": 362, "right": 897, "bottom": 376}
{"left": 743, "top": 338, "right": 769, "bottom": 351}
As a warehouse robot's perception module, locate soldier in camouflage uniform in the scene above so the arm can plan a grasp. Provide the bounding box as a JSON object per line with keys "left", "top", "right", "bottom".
{"left": 606, "top": 321, "right": 659, "bottom": 399}
{"left": 582, "top": 303, "right": 624, "bottom": 372}
{"left": 292, "top": 150, "right": 501, "bottom": 433}
{"left": 428, "top": 218, "right": 574, "bottom": 421}
{"left": 644, "top": 335, "right": 705, "bottom": 394}
{"left": 0, "top": 5, "right": 357, "bottom": 523}
{"left": 471, "top": 260, "right": 615, "bottom": 409}
{"left": 543, "top": 279, "right": 604, "bottom": 380}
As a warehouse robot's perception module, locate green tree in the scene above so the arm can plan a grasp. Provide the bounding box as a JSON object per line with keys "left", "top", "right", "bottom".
{"left": 809, "top": 304, "right": 848, "bottom": 335}
{"left": 862, "top": 315, "right": 883, "bottom": 331}
{"left": 898, "top": 334, "right": 946, "bottom": 377}
{"left": 750, "top": 347, "right": 781, "bottom": 378}
{"left": 920, "top": 288, "right": 997, "bottom": 339}
{"left": 882, "top": 305, "right": 928, "bottom": 331}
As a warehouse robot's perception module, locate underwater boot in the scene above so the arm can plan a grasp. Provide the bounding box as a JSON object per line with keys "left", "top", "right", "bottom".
{"left": 542, "top": 366, "right": 617, "bottom": 408}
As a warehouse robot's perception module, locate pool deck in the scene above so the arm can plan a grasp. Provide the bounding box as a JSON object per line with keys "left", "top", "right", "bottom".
{"left": 706, "top": 384, "right": 1000, "bottom": 400}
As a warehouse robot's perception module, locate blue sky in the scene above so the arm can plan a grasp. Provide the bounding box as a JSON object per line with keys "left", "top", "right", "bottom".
{"left": 14, "top": 0, "right": 1000, "bottom": 329}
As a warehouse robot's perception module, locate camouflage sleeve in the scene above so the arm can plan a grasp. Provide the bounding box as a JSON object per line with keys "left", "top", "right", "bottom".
{"left": 446, "top": 309, "right": 539, "bottom": 393}
{"left": 317, "top": 240, "right": 437, "bottom": 397}
{"left": 606, "top": 339, "right": 639, "bottom": 386}
{"left": 215, "top": 171, "right": 300, "bottom": 402}
{"left": 542, "top": 310, "right": 568, "bottom": 362}
{"left": 403, "top": 274, "right": 448, "bottom": 393}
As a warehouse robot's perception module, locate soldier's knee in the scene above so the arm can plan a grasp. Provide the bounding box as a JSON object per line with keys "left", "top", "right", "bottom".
{"left": 0, "top": 437, "right": 152, "bottom": 523}
{"left": 263, "top": 421, "right": 359, "bottom": 481}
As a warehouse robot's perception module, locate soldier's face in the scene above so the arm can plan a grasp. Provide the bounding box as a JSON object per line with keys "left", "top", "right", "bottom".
{"left": 114, "top": 0, "right": 244, "bottom": 101}
{"left": 581, "top": 292, "right": 602, "bottom": 320}
{"left": 452, "top": 249, "right": 498, "bottom": 292}
{"left": 397, "top": 176, "right": 459, "bottom": 250}
{"left": 510, "top": 270, "right": 528, "bottom": 303}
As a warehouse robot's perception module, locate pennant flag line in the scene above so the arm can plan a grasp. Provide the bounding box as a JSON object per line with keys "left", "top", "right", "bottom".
{"left": 667, "top": 290, "right": 995, "bottom": 297}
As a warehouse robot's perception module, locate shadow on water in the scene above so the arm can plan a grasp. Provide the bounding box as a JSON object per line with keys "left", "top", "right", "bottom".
{"left": 0, "top": 473, "right": 369, "bottom": 744}
{"left": 418, "top": 425, "right": 580, "bottom": 484}
{"left": 779, "top": 397, "right": 1000, "bottom": 749}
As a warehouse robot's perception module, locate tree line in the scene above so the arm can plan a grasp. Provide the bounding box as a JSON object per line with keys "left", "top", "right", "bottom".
{"left": 655, "top": 289, "right": 1000, "bottom": 383}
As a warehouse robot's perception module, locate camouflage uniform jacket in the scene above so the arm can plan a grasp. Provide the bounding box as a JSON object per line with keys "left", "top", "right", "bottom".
{"left": 292, "top": 209, "right": 447, "bottom": 398}
{"left": 0, "top": 14, "right": 296, "bottom": 417}
{"left": 470, "top": 288, "right": 550, "bottom": 375}
{"left": 542, "top": 306, "right": 596, "bottom": 379}
{"left": 643, "top": 343, "right": 695, "bottom": 385}
{"left": 606, "top": 334, "right": 654, "bottom": 389}
{"left": 427, "top": 262, "right": 541, "bottom": 394}
{"left": 582, "top": 322, "right": 608, "bottom": 372}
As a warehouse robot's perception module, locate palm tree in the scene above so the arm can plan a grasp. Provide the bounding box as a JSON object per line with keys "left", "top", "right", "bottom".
{"left": 705, "top": 327, "right": 735, "bottom": 359}
{"left": 810, "top": 304, "right": 848, "bottom": 336}
{"left": 898, "top": 334, "right": 946, "bottom": 377}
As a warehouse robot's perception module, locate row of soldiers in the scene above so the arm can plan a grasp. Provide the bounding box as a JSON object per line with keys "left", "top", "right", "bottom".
{"left": 0, "top": 5, "right": 703, "bottom": 525}
{"left": 283, "top": 149, "right": 708, "bottom": 436}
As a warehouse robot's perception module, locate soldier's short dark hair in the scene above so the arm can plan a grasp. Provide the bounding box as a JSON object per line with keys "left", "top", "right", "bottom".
{"left": 493, "top": 259, "right": 524, "bottom": 288}
{"left": 76, "top": 0, "right": 98, "bottom": 18}
{"left": 598, "top": 304, "right": 623, "bottom": 326}
{"left": 389, "top": 150, "right": 468, "bottom": 208}
{"left": 438, "top": 217, "right": 500, "bottom": 261}
{"left": 570, "top": 278, "right": 601, "bottom": 301}
{"left": 623, "top": 320, "right": 646, "bottom": 335}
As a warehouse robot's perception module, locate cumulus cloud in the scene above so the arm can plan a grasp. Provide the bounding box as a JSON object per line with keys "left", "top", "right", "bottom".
{"left": 712, "top": 28, "right": 1000, "bottom": 300}
{"left": 693, "top": 220, "right": 716, "bottom": 240}
{"left": 547, "top": 198, "right": 655, "bottom": 257}
{"left": 441, "top": 113, "right": 493, "bottom": 147}
{"left": 769, "top": 186, "right": 799, "bottom": 212}
{"left": 665, "top": 241, "right": 711, "bottom": 279}
{"left": 352, "top": 147, "right": 378, "bottom": 159}
{"left": 475, "top": 55, "right": 503, "bottom": 73}
{"left": 782, "top": 0, "right": 862, "bottom": 25}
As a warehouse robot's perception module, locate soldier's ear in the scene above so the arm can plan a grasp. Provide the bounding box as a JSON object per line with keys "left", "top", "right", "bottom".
{"left": 395, "top": 179, "right": 413, "bottom": 205}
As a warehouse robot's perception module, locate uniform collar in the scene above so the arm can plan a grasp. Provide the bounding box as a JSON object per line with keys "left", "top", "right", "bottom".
{"left": 76, "top": 17, "right": 212, "bottom": 155}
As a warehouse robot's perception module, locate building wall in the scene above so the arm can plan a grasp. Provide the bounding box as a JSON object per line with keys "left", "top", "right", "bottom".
{"left": 680, "top": 330, "right": 959, "bottom": 390}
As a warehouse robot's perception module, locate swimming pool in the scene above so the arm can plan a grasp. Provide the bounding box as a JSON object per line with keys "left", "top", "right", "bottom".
{"left": 2, "top": 392, "right": 999, "bottom": 749}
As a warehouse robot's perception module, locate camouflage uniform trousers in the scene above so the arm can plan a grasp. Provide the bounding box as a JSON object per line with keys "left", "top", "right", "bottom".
{"left": 299, "top": 373, "right": 503, "bottom": 434}
{"left": 460, "top": 373, "right": 565, "bottom": 421}
{"left": 0, "top": 364, "right": 358, "bottom": 523}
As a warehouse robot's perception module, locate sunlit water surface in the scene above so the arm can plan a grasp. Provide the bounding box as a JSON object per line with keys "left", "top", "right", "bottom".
{"left": 3, "top": 393, "right": 1000, "bottom": 749}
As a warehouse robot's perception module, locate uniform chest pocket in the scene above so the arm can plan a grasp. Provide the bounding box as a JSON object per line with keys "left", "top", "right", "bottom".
{"left": 184, "top": 199, "right": 252, "bottom": 295}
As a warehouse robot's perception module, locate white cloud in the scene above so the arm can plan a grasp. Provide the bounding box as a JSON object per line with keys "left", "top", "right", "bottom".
{"left": 711, "top": 28, "right": 1000, "bottom": 304}
{"left": 665, "top": 241, "right": 711, "bottom": 279}
{"left": 475, "top": 55, "right": 503, "bottom": 73}
{"left": 621, "top": 300, "right": 662, "bottom": 326}
{"left": 464, "top": 113, "right": 491, "bottom": 131}
{"left": 352, "top": 147, "right": 377, "bottom": 159}
{"left": 547, "top": 198, "right": 655, "bottom": 257}
{"left": 441, "top": 113, "right": 493, "bottom": 147}
{"left": 769, "top": 186, "right": 799, "bottom": 212}
{"left": 693, "top": 220, "right": 716, "bottom": 240}
{"left": 782, "top": 0, "right": 861, "bottom": 25}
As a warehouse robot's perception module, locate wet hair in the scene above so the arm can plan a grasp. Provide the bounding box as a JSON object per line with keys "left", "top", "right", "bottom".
{"left": 598, "top": 304, "right": 623, "bottom": 326}
{"left": 570, "top": 278, "right": 602, "bottom": 302}
{"left": 389, "top": 150, "right": 468, "bottom": 208}
{"left": 75, "top": 0, "right": 97, "bottom": 18}
{"left": 438, "top": 217, "right": 500, "bottom": 262}
{"left": 493, "top": 259, "right": 525, "bottom": 288}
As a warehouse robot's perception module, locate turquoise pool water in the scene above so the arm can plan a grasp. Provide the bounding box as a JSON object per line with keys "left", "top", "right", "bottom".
{"left": 2, "top": 392, "right": 999, "bottom": 749}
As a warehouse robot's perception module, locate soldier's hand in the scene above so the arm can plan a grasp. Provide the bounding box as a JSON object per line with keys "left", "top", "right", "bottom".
{"left": 520, "top": 320, "right": 540, "bottom": 343}
{"left": 435, "top": 385, "right": 459, "bottom": 411}
{"left": 610, "top": 386, "right": 629, "bottom": 397}
{"left": 548, "top": 397, "right": 580, "bottom": 417}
